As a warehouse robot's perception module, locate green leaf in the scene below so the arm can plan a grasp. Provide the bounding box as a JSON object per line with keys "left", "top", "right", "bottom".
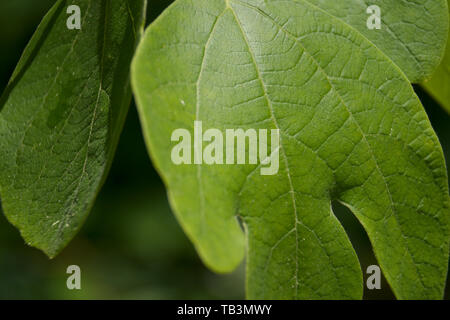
{"left": 0, "top": 0, "right": 146, "bottom": 257}
{"left": 422, "top": 1, "right": 450, "bottom": 113}
{"left": 132, "top": 0, "right": 450, "bottom": 299}
{"left": 304, "top": 0, "right": 450, "bottom": 83}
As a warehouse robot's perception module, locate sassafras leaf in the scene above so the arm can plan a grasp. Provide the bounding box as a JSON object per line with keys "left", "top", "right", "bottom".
{"left": 132, "top": 0, "right": 450, "bottom": 299}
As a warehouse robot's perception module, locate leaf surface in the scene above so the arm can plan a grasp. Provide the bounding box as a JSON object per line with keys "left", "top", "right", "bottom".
{"left": 0, "top": 0, "right": 146, "bottom": 257}
{"left": 132, "top": 0, "right": 450, "bottom": 299}
{"left": 304, "top": 0, "right": 449, "bottom": 83}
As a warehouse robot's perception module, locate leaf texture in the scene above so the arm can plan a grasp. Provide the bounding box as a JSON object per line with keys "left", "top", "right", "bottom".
{"left": 305, "top": 0, "right": 449, "bottom": 83}
{"left": 0, "top": 0, "right": 146, "bottom": 257}
{"left": 132, "top": 0, "right": 450, "bottom": 299}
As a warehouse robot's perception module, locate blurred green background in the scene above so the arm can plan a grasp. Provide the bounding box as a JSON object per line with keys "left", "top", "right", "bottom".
{"left": 0, "top": 0, "right": 448, "bottom": 300}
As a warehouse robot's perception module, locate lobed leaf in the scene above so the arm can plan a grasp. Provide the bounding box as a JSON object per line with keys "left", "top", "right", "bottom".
{"left": 132, "top": 0, "right": 450, "bottom": 299}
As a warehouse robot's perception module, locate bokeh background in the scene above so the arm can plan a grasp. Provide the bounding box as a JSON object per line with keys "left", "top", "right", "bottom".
{"left": 0, "top": 0, "right": 448, "bottom": 299}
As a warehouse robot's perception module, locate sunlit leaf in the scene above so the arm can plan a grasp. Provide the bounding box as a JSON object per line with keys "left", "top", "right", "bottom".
{"left": 132, "top": 0, "right": 450, "bottom": 299}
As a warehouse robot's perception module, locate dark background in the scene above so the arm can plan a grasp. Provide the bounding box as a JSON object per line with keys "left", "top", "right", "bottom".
{"left": 0, "top": 0, "right": 448, "bottom": 299}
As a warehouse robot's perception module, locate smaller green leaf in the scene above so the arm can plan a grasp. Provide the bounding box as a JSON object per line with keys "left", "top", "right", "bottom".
{"left": 422, "top": 2, "right": 450, "bottom": 113}
{"left": 0, "top": 0, "right": 146, "bottom": 257}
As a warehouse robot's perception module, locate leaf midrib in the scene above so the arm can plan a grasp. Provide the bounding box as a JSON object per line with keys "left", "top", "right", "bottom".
{"left": 226, "top": 1, "right": 302, "bottom": 298}
{"left": 226, "top": 0, "right": 428, "bottom": 295}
